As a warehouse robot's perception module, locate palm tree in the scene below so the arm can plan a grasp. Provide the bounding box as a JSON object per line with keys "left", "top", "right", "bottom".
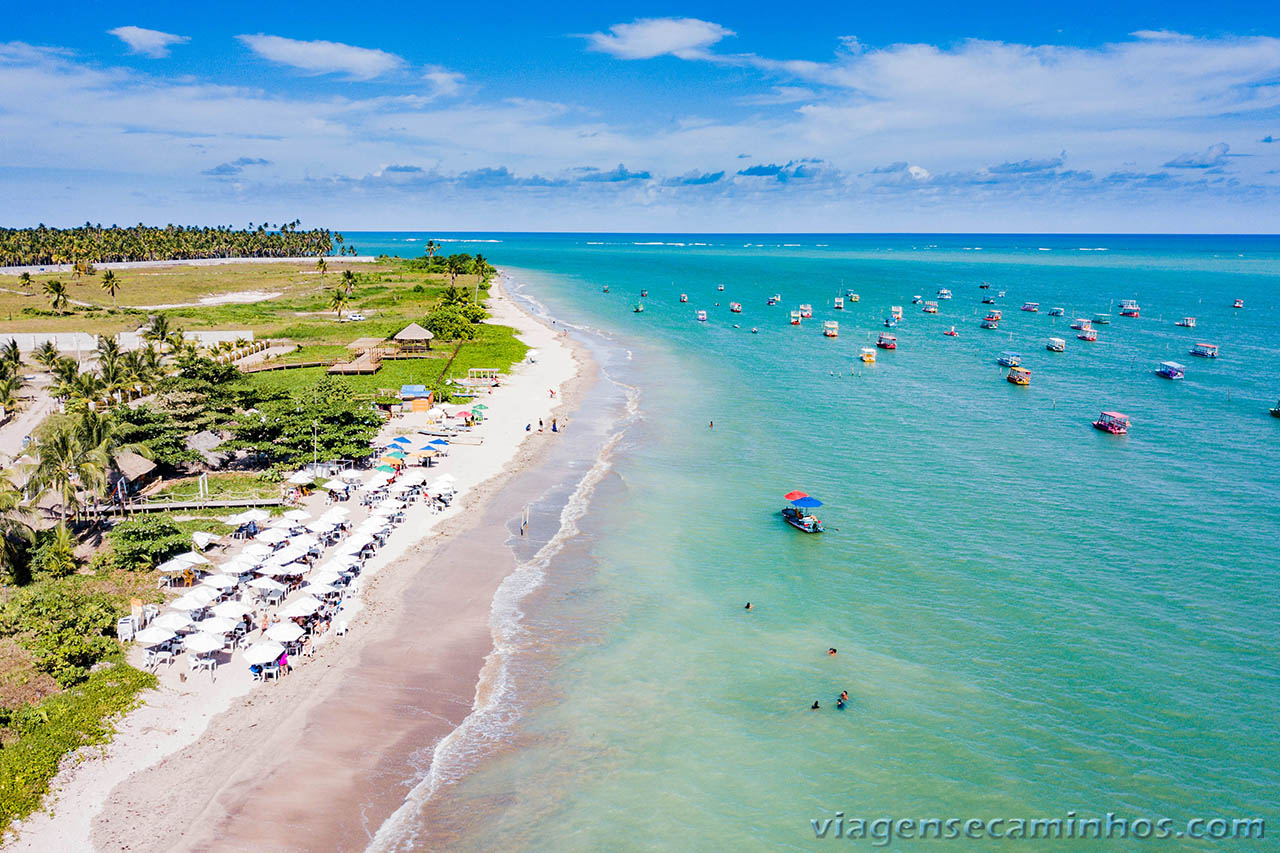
{"left": 17, "top": 272, "right": 32, "bottom": 290}
{"left": 471, "top": 254, "right": 490, "bottom": 302}
{"left": 100, "top": 270, "right": 121, "bottom": 307}
{"left": 1, "top": 339, "right": 21, "bottom": 373}
{"left": 0, "top": 470, "right": 35, "bottom": 583}
{"left": 444, "top": 255, "right": 466, "bottom": 286}
{"left": 441, "top": 284, "right": 469, "bottom": 307}
{"left": 328, "top": 288, "right": 350, "bottom": 318}
{"left": 31, "top": 422, "right": 108, "bottom": 525}
{"left": 143, "top": 314, "right": 171, "bottom": 352}
{"left": 33, "top": 340, "right": 59, "bottom": 370}
{"left": 0, "top": 375, "right": 21, "bottom": 418}
{"left": 96, "top": 335, "right": 120, "bottom": 369}
{"left": 51, "top": 358, "right": 81, "bottom": 397}
{"left": 341, "top": 269, "right": 357, "bottom": 296}
{"left": 164, "top": 327, "right": 186, "bottom": 355}
{"left": 316, "top": 258, "right": 327, "bottom": 278}
{"left": 43, "top": 279, "right": 70, "bottom": 312}
{"left": 76, "top": 408, "right": 151, "bottom": 481}
{"left": 425, "top": 240, "right": 438, "bottom": 259}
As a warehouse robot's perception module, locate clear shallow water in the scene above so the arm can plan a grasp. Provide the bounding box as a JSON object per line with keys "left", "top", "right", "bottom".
{"left": 352, "top": 234, "right": 1280, "bottom": 849}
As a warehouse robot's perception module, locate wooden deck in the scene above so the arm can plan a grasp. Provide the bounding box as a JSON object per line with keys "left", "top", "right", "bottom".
{"left": 96, "top": 496, "right": 284, "bottom": 515}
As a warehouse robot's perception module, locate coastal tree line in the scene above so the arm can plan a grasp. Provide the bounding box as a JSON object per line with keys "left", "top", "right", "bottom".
{"left": 0, "top": 222, "right": 349, "bottom": 267}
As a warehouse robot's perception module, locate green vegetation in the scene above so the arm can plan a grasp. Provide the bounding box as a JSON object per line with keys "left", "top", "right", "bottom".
{"left": 0, "top": 659, "right": 155, "bottom": 829}
{"left": 0, "top": 222, "right": 342, "bottom": 267}
{"left": 153, "top": 473, "right": 278, "bottom": 503}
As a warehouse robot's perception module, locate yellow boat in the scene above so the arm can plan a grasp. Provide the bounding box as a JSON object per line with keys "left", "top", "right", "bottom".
{"left": 859, "top": 346, "right": 876, "bottom": 364}
{"left": 1007, "top": 366, "right": 1031, "bottom": 386}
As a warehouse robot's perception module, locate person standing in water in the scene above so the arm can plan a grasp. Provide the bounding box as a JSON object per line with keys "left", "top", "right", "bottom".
{"left": 744, "top": 602, "right": 753, "bottom": 611}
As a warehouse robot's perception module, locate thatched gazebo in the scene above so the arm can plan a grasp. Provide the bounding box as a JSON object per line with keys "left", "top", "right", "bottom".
{"left": 393, "top": 322, "right": 435, "bottom": 353}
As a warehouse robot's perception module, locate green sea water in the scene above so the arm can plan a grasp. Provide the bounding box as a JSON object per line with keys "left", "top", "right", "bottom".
{"left": 357, "top": 234, "right": 1280, "bottom": 850}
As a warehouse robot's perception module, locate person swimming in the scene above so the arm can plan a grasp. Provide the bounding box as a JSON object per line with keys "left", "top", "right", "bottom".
{"left": 744, "top": 602, "right": 753, "bottom": 611}
{"left": 811, "top": 701, "right": 821, "bottom": 710}
{"left": 840, "top": 690, "right": 848, "bottom": 702}
{"left": 837, "top": 699, "right": 846, "bottom": 710}
{"left": 827, "top": 648, "right": 838, "bottom": 656}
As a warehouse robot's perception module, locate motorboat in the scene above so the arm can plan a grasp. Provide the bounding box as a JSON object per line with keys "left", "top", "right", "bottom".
{"left": 790, "top": 310, "right": 802, "bottom": 325}
{"left": 1093, "top": 411, "right": 1130, "bottom": 434}
{"left": 1190, "top": 343, "right": 1218, "bottom": 358}
{"left": 859, "top": 347, "right": 876, "bottom": 363}
{"left": 1046, "top": 337, "right": 1066, "bottom": 352}
{"left": 602, "top": 285, "right": 609, "bottom": 293}
{"left": 980, "top": 316, "right": 999, "bottom": 329}
{"left": 1233, "top": 298, "right": 1244, "bottom": 309}
{"left": 1119, "top": 299, "right": 1140, "bottom": 318}
{"left": 730, "top": 302, "right": 742, "bottom": 313}
{"left": 633, "top": 302, "right": 645, "bottom": 313}
{"left": 891, "top": 305, "right": 904, "bottom": 320}
{"left": 1070, "top": 318, "right": 1092, "bottom": 331}
{"left": 979, "top": 282, "right": 991, "bottom": 289}
{"left": 833, "top": 297, "right": 844, "bottom": 310}
{"left": 944, "top": 326, "right": 959, "bottom": 337}
{"left": 937, "top": 288, "right": 953, "bottom": 300}
{"left": 1048, "top": 307, "right": 1065, "bottom": 316}
{"left": 823, "top": 321, "right": 839, "bottom": 338}
{"left": 1155, "top": 361, "right": 1185, "bottom": 379}
{"left": 876, "top": 333, "right": 897, "bottom": 350}
{"left": 800, "top": 304, "right": 813, "bottom": 319}
{"left": 997, "top": 351, "right": 1021, "bottom": 367}
{"left": 912, "top": 295, "right": 923, "bottom": 304}
{"left": 696, "top": 310, "right": 707, "bottom": 322}
{"left": 1021, "top": 302, "right": 1039, "bottom": 313}
{"left": 884, "top": 315, "right": 899, "bottom": 328}
{"left": 982, "top": 295, "right": 996, "bottom": 304}
{"left": 1007, "top": 366, "right": 1031, "bottom": 386}
{"left": 1077, "top": 328, "right": 1098, "bottom": 341}
{"left": 640, "top": 290, "right": 648, "bottom": 298}
{"left": 680, "top": 293, "right": 688, "bottom": 303}
{"left": 1175, "top": 316, "right": 1196, "bottom": 328}
{"left": 1093, "top": 313, "right": 1111, "bottom": 325}
{"left": 718, "top": 284, "right": 725, "bottom": 292}
{"left": 846, "top": 290, "right": 860, "bottom": 301}
{"left": 922, "top": 301, "right": 939, "bottom": 314}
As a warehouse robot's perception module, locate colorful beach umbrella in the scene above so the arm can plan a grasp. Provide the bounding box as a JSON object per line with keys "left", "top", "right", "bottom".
{"left": 375, "top": 464, "right": 396, "bottom": 473}
{"left": 471, "top": 403, "right": 488, "bottom": 410}
{"left": 429, "top": 439, "right": 449, "bottom": 446}
{"left": 385, "top": 450, "right": 407, "bottom": 459}
{"left": 783, "top": 491, "right": 809, "bottom": 501}
{"left": 391, "top": 436, "right": 413, "bottom": 445}
{"left": 790, "top": 496, "right": 823, "bottom": 508}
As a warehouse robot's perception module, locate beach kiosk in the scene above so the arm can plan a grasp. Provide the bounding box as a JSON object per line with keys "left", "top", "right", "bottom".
{"left": 393, "top": 322, "right": 435, "bottom": 353}
{"left": 399, "top": 384, "right": 434, "bottom": 412}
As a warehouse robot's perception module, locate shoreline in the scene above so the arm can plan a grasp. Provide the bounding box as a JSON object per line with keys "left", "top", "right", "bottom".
{"left": 4, "top": 274, "right": 599, "bottom": 851}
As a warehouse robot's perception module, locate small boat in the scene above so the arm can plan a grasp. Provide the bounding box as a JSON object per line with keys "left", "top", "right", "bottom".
{"left": 937, "top": 288, "right": 953, "bottom": 300}
{"left": 696, "top": 310, "right": 707, "bottom": 322}
{"left": 997, "top": 351, "right": 1021, "bottom": 367}
{"left": 980, "top": 316, "right": 1000, "bottom": 329}
{"left": 1077, "top": 328, "right": 1098, "bottom": 342}
{"left": 733, "top": 324, "right": 740, "bottom": 329}
{"left": 680, "top": 293, "right": 688, "bottom": 303}
{"left": 751, "top": 327, "right": 758, "bottom": 334}
{"left": 1046, "top": 337, "right": 1066, "bottom": 352}
{"left": 1048, "top": 307, "right": 1064, "bottom": 317}
{"left": 782, "top": 496, "right": 824, "bottom": 534}
{"left": 833, "top": 297, "right": 844, "bottom": 310}
{"left": 1070, "top": 318, "right": 1092, "bottom": 331}
{"left": 876, "top": 333, "right": 897, "bottom": 350}
{"left": 718, "top": 284, "right": 725, "bottom": 292}
{"left": 602, "top": 285, "right": 609, "bottom": 293}
{"left": 1190, "top": 342, "right": 1218, "bottom": 358}
{"left": 1119, "top": 299, "right": 1139, "bottom": 318}
{"left": 1021, "top": 302, "right": 1039, "bottom": 313}
{"left": 1175, "top": 316, "right": 1196, "bottom": 328}
{"left": 922, "top": 301, "right": 939, "bottom": 314}
{"left": 1233, "top": 298, "right": 1244, "bottom": 309}
{"left": 891, "top": 305, "right": 903, "bottom": 320}
{"left": 823, "top": 320, "right": 839, "bottom": 338}
{"left": 1006, "top": 366, "right": 1031, "bottom": 386}
{"left": 859, "top": 347, "right": 876, "bottom": 364}
{"left": 633, "top": 302, "right": 645, "bottom": 313}
{"left": 800, "top": 304, "right": 813, "bottom": 319}
{"left": 1093, "top": 411, "right": 1130, "bottom": 434}
{"left": 982, "top": 295, "right": 996, "bottom": 304}
{"left": 846, "top": 290, "right": 859, "bottom": 301}
{"left": 769, "top": 293, "right": 781, "bottom": 305}
{"left": 944, "top": 326, "right": 959, "bottom": 337}
{"left": 1270, "top": 400, "right": 1280, "bottom": 418}
{"left": 640, "top": 290, "right": 648, "bottom": 298}
{"left": 997, "top": 290, "right": 1006, "bottom": 298}
{"left": 911, "top": 295, "right": 923, "bottom": 304}
{"left": 1093, "top": 313, "right": 1111, "bottom": 325}
{"left": 729, "top": 302, "right": 742, "bottom": 313}
{"left": 884, "top": 316, "right": 898, "bottom": 328}
{"left": 1155, "top": 361, "right": 1185, "bottom": 379}
{"left": 979, "top": 282, "right": 991, "bottom": 289}
{"left": 790, "top": 310, "right": 802, "bottom": 325}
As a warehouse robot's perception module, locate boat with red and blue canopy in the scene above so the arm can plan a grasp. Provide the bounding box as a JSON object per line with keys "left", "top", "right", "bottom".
{"left": 782, "top": 491, "right": 825, "bottom": 533}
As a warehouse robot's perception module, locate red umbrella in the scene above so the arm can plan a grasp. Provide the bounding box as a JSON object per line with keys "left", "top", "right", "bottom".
{"left": 783, "top": 490, "right": 808, "bottom": 501}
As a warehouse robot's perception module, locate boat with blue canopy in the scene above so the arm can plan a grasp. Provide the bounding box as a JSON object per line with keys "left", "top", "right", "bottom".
{"left": 781, "top": 491, "right": 825, "bottom": 533}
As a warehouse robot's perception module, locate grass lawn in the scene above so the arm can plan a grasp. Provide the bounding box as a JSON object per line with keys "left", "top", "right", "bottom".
{"left": 151, "top": 473, "right": 279, "bottom": 502}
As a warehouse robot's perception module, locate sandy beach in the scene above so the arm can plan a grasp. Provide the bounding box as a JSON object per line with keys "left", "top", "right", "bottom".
{"left": 4, "top": 275, "right": 597, "bottom": 852}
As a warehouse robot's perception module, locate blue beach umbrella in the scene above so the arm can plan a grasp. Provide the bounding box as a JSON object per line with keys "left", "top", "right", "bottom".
{"left": 790, "top": 496, "right": 823, "bottom": 508}
{"left": 429, "top": 439, "right": 449, "bottom": 446}
{"left": 391, "top": 437, "right": 412, "bottom": 445}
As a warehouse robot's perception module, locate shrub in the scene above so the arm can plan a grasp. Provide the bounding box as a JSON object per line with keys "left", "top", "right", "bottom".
{"left": 0, "top": 583, "right": 119, "bottom": 686}
{"left": 424, "top": 306, "right": 475, "bottom": 341}
{"left": 28, "top": 527, "right": 77, "bottom": 581}
{"left": 460, "top": 303, "right": 487, "bottom": 323}
{"left": 107, "top": 516, "right": 187, "bottom": 572}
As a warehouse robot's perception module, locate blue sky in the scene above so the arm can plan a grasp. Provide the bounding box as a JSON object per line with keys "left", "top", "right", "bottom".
{"left": 3, "top": 2, "right": 1280, "bottom": 232}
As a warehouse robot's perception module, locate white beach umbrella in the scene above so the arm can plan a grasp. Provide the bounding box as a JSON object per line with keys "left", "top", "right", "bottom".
{"left": 151, "top": 612, "right": 193, "bottom": 631}
{"left": 195, "top": 615, "right": 238, "bottom": 634}
{"left": 304, "top": 583, "right": 339, "bottom": 597}
{"left": 283, "top": 509, "right": 311, "bottom": 522}
{"left": 273, "top": 543, "right": 308, "bottom": 564}
{"left": 256, "top": 528, "right": 290, "bottom": 544}
{"left": 339, "top": 469, "right": 364, "bottom": 482}
{"left": 156, "top": 556, "right": 196, "bottom": 574}
{"left": 184, "top": 633, "right": 225, "bottom": 654}
{"left": 308, "top": 571, "right": 343, "bottom": 586}
{"left": 248, "top": 576, "right": 286, "bottom": 591}
{"left": 266, "top": 516, "right": 296, "bottom": 530}
{"left": 228, "top": 508, "right": 271, "bottom": 525}
{"left": 265, "top": 622, "right": 305, "bottom": 643}
{"left": 191, "top": 530, "right": 221, "bottom": 550}
{"left": 211, "top": 600, "right": 253, "bottom": 619}
{"left": 219, "top": 555, "right": 255, "bottom": 575}
{"left": 305, "top": 520, "right": 336, "bottom": 534}
{"left": 281, "top": 596, "right": 322, "bottom": 618}
{"left": 258, "top": 563, "right": 300, "bottom": 578}
{"left": 313, "top": 557, "right": 357, "bottom": 575}
{"left": 290, "top": 533, "right": 320, "bottom": 551}
{"left": 339, "top": 534, "right": 373, "bottom": 555}
{"left": 200, "top": 573, "right": 238, "bottom": 590}
{"left": 241, "top": 543, "right": 273, "bottom": 561}
{"left": 167, "top": 594, "right": 204, "bottom": 612}
{"left": 189, "top": 586, "right": 220, "bottom": 605}
{"left": 322, "top": 505, "right": 351, "bottom": 518}
{"left": 321, "top": 479, "right": 347, "bottom": 491}
{"left": 242, "top": 641, "right": 285, "bottom": 666}
{"left": 287, "top": 470, "right": 316, "bottom": 485}
{"left": 175, "top": 549, "right": 210, "bottom": 565}
{"left": 134, "top": 626, "right": 175, "bottom": 646}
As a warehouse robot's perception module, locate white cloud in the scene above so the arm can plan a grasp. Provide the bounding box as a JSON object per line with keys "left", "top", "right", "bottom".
{"left": 423, "top": 65, "right": 464, "bottom": 98}
{"left": 108, "top": 26, "right": 189, "bottom": 58}
{"left": 1164, "top": 142, "right": 1230, "bottom": 168}
{"left": 584, "top": 18, "right": 733, "bottom": 60}
{"left": 236, "top": 34, "right": 403, "bottom": 80}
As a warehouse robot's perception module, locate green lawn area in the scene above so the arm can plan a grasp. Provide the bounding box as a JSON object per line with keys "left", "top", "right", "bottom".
{"left": 152, "top": 473, "right": 279, "bottom": 502}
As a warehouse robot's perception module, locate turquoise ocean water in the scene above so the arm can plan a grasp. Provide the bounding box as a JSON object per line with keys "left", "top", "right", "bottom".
{"left": 353, "top": 234, "right": 1279, "bottom": 849}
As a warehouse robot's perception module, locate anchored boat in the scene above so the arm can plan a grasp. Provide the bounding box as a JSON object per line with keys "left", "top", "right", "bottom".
{"left": 800, "top": 304, "right": 813, "bottom": 319}
{"left": 944, "top": 326, "right": 959, "bottom": 337}
{"left": 1070, "top": 318, "right": 1092, "bottom": 331}
{"left": 1021, "top": 302, "right": 1039, "bottom": 313}
{"left": 922, "top": 300, "right": 939, "bottom": 314}
{"left": 1007, "top": 366, "right": 1031, "bottom": 385}
{"left": 1046, "top": 337, "right": 1066, "bottom": 352}
{"left": 730, "top": 302, "right": 742, "bottom": 313}
{"left": 1233, "top": 298, "right": 1244, "bottom": 309}
{"left": 1093, "top": 411, "right": 1130, "bottom": 435}
{"left": 982, "top": 295, "right": 996, "bottom": 304}
{"left": 781, "top": 491, "right": 825, "bottom": 533}
{"left": 1048, "top": 307, "right": 1065, "bottom": 316}
{"left": 833, "top": 297, "right": 844, "bottom": 310}
{"left": 696, "top": 310, "right": 707, "bottom": 322}
{"left": 680, "top": 293, "right": 688, "bottom": 303}
{"left": 823, "top": 320, "right": 839, "bottom": 338}
{"left": 859, "top": 346, "right": 876, "bottom": 363}
{"left": 997, "top": 351, "right": 1021, "bottom": 367}
{"left": 633, "top": 302, "right": 645, "bottom": 313}
{"left": 790, "top": 310, "right": 802, "bottom": 325}
{"left": 877, "top": 333, "right": 897, "bottom": 350}
{"left": 937, "top": 288, "right": 953, "bottom": 300}
{"left": 1176, "top": 316, "right": 1196, "bottom": 328}
{"left": 1119, "top": 299, "right": 1140, "bottom": 318}
{"left": 1077, "top": 328, "right": 1098, "bottom": 342}
{"left": 1190, "top": 342, "right": 1218, "bottom": 358}
{"left": 846, "top": 290, "right": 860, "bottom": 302}
{"left": 891, "top": 305, "right": 904, "bottom": 320}
{"left": 1156, "top": 361, "right": 1185, "bottom": 379}
{"left": 980, "top": 315, "right": 1000, "bottom": 329}
{"left": 1093, "top": 313, "right": 1111, "bottom": 325}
